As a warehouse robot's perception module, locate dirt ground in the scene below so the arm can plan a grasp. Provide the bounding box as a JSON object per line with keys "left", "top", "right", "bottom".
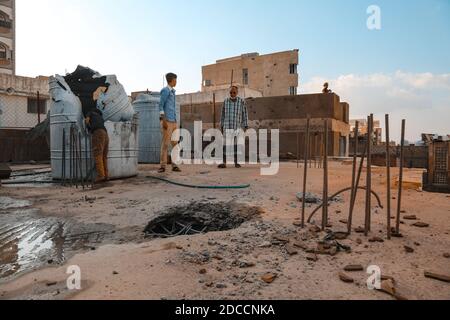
{"left": 0, "top": 162, "right": 449, "bottom": 300}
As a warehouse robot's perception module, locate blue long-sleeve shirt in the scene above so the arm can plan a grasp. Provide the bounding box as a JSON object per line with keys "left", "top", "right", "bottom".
{"left": 159, "top": 86, "right": 177, "bottom": 123}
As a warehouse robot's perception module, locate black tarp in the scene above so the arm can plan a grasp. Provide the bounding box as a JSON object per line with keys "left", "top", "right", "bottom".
{"left": 64, "top": 66, "right": 110, "bottom": 117}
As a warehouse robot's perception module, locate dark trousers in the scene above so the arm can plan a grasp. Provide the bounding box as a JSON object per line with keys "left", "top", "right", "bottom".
{"left": 223, "top": 143, "right": 238, "bottom": 165}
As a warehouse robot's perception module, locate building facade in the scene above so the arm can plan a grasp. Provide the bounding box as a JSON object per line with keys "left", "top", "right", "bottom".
{"left": 0, "top": 0, "right": 15, "bottom": 75}
{"left": 0, "top": 74, "right": 49, "bottom": 129}
{"left": 201, "top": 50, "right": 299, "bottom": 97}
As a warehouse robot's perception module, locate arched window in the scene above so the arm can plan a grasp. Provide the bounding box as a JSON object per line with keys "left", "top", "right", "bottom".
{"left": 0, "top": 43, "right": 8, "bottom": 59}
{"left": 0, "top": 10, "right": 11, "bottom": 29}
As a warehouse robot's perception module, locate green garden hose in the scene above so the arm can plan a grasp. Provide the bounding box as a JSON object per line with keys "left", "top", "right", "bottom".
{"left": 146, "top": 176, "right": 250, "bottom": 190}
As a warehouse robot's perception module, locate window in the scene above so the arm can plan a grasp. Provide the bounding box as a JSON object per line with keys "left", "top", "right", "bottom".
{"left": 289, "top": 63, "right": 298, "bottom": 75}
{"left": 204, "top": 79, "right": 212, "bottom": 87}
{"left": 242, "top": 68, "right": 249, "bottom": 85}
{"left": 0, "top": 43, "right": 7, "bottom": 59}
{"left": 289, "top": 87, "right": 297, "bottom": 96}
{"left": 27, "top": 98, "right": 47, "bottom": 114}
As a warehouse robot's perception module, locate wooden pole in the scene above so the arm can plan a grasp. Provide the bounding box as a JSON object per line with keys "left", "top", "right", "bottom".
{"left": 396, "top": 120, "right": 406, "bottom": 234}
{"left": 301, "top": 116, "right": 311, "bottom": 228}
{"left": 385, "top": 114, "right": 392, "bottom": 239}
{"left": 347, "top": 121, "right": 359, "bottom": 234}
{"left": 365, "top": 115, "right": 373, "bottom": 236}
{"left": 322, "top": 119, "right": 329, "bottom": 230}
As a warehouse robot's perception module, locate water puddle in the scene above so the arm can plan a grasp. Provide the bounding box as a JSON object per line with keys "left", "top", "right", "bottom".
{"left": 0, "top": 197, "right": 117, "bottom": 282}
{"left": 0, "top": 197, "right": 32, "bottom": 210}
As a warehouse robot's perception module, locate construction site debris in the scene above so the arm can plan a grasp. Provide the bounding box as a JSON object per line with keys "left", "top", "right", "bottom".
{"left": 261, "top": 273, "right": 277, "bottom": 284}
{"left": 412, "top": 222, "right": 430, "bottom": 228}
{"left": 424, "top": 271, "right": 450, "bottom": 283}
{"left": 339, "top": 272, "right": 354, "bottom": 283}
{"left": 344, "top": 265, "right": 364, "bottom": 272}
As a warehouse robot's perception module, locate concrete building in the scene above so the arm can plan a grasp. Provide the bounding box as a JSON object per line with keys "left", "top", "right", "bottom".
{"left": 0, "top": 74, "right": 49, "bottom": 129}
{"left": 201, "top": 50, "right": 299, "bottom": 97}
{"left": 0, "top": 0, "right": 15, "bottom": 75}
{"left": 181, "top": 93, "right": 350, "bottom": 158}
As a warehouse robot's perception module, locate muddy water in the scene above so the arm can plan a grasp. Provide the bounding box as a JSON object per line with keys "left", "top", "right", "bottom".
{"left": 0, "top": 197, "right": 116, "bottom": 283}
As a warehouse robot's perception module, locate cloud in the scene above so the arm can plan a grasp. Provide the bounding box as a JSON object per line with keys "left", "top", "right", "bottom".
{"left": 301, "top": 71, "right": 450, "bottom": 142}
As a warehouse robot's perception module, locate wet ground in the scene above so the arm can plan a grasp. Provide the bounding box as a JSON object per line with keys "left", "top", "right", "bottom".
{"left": 0, "top": 196, "right": 141, "bottom": 283}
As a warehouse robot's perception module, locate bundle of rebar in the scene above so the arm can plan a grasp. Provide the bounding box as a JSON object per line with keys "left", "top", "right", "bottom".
{"left": 61, "top": 124, "right": 96, "bottom": 189}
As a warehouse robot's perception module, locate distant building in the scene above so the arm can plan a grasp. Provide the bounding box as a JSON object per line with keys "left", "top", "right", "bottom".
{"left": 0, "top": 0, "right": 15, "bottom": 75}
{"left": 0, "top": 74, "right": 49, "bottom": 129}
{"left": 201, "top": 50, "right": 299, "bottom": 97}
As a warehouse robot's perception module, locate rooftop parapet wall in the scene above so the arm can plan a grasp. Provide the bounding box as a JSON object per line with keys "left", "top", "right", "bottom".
{"left": 0, "top": 74, "right": 49, "bottom": 97}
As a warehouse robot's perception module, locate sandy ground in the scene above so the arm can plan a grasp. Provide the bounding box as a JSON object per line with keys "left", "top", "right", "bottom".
{"left": 0, "top": 162, "right": 449, "bottom": 300}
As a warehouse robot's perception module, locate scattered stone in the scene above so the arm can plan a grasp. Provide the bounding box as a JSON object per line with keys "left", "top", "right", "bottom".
{"left": 272, "top": 234, "right": 290, "bottom": 243}
{"left": 344, "top": 265, "right": 364, "bottom": 272}
{"left": 339, "top": 219, "right": 348, "bottom": 224}
{"left": 113, "top": 271, "right": 119, "bottom": 275}
{"left": 369, "top": 237, "right": 384, "bottom": 243}
{"left": 296, "top": 192, "right": 321, "bottom": 204}
{"left": 333, "top": 232, "right": 349, "bottom": 240}
{"left": 239, "top": 261, "right": 256, "bottom": 268}
{"left": 414, "top": 242, "right": 421, "bottom": 247}
{"left": 293, "top": 241, "right": 307, "bottom": 250}
{"left": 261, "top": 273, "right": 277, "bottom": 284}
{"left": 413, "top": 222, "right": 430, "bottom": 228}
{"left": 216, "top": 283, "right": 228, "bottom": 289}
{"left": 293, "top": 220, "right": 303, "bottom": 227}
{"left": 339, "top": 272, "right": 354, "bottom": 283}
{"left": 424, "top": 271, "right": 450, "bottom": 283}
{"left": 285, "top": 244, "right": 298, "bottom": 256}
{"left": 356, "top": 238, "right": 363, "bottom": 245}
{"left": 404, "top": 246, "right": 415, "bottom": 253}
{"left": 354, "top": 227, "right": 365, "bottom": 233}
{"left": 379, "top": 279, "right": 396, "bottom": 296}
{"left": 46, "top": 282, "right": 57, "bottom": 287}
{"left": 443, "top": 253, "right": 450, "bottom": 259}
{"left": 306, "top": 254, "right": 318, "bottom": 262}
{"left": 309, "top": 225, "right": 322, "bottom": 233}
{"left": 199, "top": 269, "right": 207, "bottom": 275}
{"left": 403, "top": 215, "right": 417, "bottom": 220}
{"left": 258, "top": 241, "right": 272, "bottom": 248}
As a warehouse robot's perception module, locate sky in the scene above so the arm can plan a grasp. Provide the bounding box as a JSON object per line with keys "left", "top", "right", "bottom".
{"left": 16, "top": 0, "right": 450, "bottom": 142}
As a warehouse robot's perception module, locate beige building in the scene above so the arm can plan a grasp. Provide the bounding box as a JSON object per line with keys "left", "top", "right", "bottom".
{"left": 0, "top": 0, "right": 15, "bottom": 75}
{"left": 0, "top": 74, "right": 49, "bottom": 129}
{"left": 201, "top": 49, "right": 299, "bottom": 97}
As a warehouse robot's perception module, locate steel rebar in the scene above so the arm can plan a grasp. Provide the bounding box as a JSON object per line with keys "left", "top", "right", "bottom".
{"left": 62, "top": 128, "right": 66, "bottom": 186}
{"left": 396, "top": 120, "right": 406, "bottom": 234}
{"left": 78, "top": 131, "right": 85, "bottom": 190}
{"left": 301, "top": 116, "right": 311, "bottom": 228}
{"left": 365, "top": 115, "right": 373, "bottom": 236}
{"left": 322, "top": 119, "right": 329, "bottom": 230}
{"left": 347, "top": 121, "right": 359, "bottom": 234}
{"left": 385, "top": 114, "right": 392, "bottom": 239}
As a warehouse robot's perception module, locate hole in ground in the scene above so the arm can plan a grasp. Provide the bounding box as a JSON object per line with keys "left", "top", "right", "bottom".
{"left": 144, "top": 201, "right": 262, "bottom": 239}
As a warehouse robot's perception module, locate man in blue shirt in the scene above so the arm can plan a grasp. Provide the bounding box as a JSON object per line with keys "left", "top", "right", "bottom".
{"left": 159, "top": 73, "right": 181, "bottom": 173}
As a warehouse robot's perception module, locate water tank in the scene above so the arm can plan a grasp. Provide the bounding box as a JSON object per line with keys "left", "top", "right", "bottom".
{"left": 97, "top": 75, "right": 135, "bottom": 122}
{"left": 49, "top": 75, "right": 139, "bottom": 181}
{"left": 133, "top": 93, "right": 161, "bottom": 164}
{"left": 49, "top": 75, "right": 87, "bottom": 180}
{"left": 106, "top": 117, "right": 139, "bottom": 179}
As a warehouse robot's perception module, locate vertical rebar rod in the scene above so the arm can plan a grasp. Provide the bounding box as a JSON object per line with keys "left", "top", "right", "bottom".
{"left": 69, "top": 126, "right": 73, "bottom": 187}
{"left": 347, "top": 121, "right": 359, "bottom": 234}
{"left": 396, "top": 120, "right": 406, "bottom": 234}
{"left": 301, "top": 116, "right": 311, "bottom": 228}
{"left": 78, "top": 131, "right": 85, "bottom": 190}
{"left": 385, "top": 115, "right": 392, "bottom": 239}
{"left": 322, "top": 119, "right": 329, "bottom": 230}
{"left": 62, "top": 128, "right": 66, "bottom": 186}
{"left": 74, "top": 128, "right": 79, "bottom": 189}
{"left": 365, "top": 115, "right": 373, "bottom": 236}
{"left": 296, "top": 132, "right": 299, "bottom": 169}
{"left": 85, "top": 132, "right": 90, "bottom": 189}
{"left": 90, "top": 134, "right": 95, "bottom": 186}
